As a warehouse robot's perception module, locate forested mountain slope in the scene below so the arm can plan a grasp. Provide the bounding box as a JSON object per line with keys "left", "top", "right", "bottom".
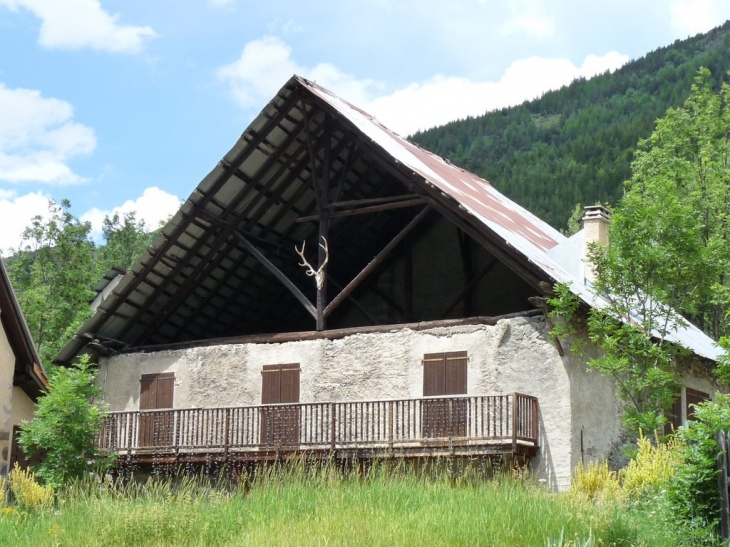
{"left": 410, "top": 22, "right": 730, "bottom": 229}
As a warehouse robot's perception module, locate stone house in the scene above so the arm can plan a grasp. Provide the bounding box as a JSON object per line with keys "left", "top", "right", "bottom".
{"left": 0, "top": 260, "right": 47, "bottom": 478}
{"left": 57, "top": 76, "right": 721, "bottom": 490}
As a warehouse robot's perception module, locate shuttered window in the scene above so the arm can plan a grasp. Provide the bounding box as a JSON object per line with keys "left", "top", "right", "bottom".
{"left": 423, "top": 351, "right": 468, "bottom": 396}
{"left": 665, "top": 387, "right": 710, "bottom": 435}
{"left": 261, "top": 364, "right": 300, "bottom": 447}
{"left": 139, "top": 373, "right": 175, "bottom": 447}
{"left": 686, "top": 388, "right": 710, "bottom": 422}
{"left": 261, "top": 364, "right": 300, "bottom": 405}
{"left": 423, "top": 351, "right": 467, "bottom": 438}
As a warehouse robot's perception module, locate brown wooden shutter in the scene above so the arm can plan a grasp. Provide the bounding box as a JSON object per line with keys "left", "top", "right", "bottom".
{"left": 261, "top": 364, "right": 299, "bottom": 404}
{"left": 664, "top": 395, "right": 683, "bottom": 435}
{"left": 261, "top": 364, "right": 300, "bottom": 447}
{"left": 686, "top": 388, "right": 710, "bottom": 422}
{"left": 423, "top": 351, "right": 467, "bottom": 438}
{"left": 423, "top": 351, "right": 467, "bottom": 396}
{"left": 139, "top": 373, "right": 175, "bottom": 447}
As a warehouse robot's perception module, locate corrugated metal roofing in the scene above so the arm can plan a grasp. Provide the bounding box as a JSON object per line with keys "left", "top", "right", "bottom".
{"left": 56, "top": 75, "right": 722, "bottom": 364}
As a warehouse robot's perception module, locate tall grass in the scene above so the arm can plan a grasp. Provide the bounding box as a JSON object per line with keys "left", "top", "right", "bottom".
{"left": 0, "top": 461, "right": 677, "bottom": 546}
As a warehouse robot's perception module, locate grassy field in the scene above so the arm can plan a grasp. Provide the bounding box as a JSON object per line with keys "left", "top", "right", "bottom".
{"left": 0, "top": 464, "right": 679, "bottom": 546}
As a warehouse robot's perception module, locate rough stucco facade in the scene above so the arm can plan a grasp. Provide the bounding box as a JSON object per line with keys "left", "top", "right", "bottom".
{"left": 0, "top": 307, "right": 14, "bottom": 477}
{"left": 97, "top": 314, "right": 676, "bottom": 491}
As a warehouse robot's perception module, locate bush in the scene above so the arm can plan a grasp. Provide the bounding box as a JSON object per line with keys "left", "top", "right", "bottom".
{"left": 570, "top": 459, "right": 621, "bottom": 503}
{"left": 8, "top": 463, "right": 54, "bottom": 510}
{"left": 18, "top": 356, "right": 114, "bottom": 488}
{"left": 666, "top": 395, "right": 730, "bottom": 545}
{"left": 621, "top": 433, "right": 680, "bottom": 501}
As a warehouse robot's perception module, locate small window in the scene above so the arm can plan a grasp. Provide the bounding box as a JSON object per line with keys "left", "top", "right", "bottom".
{"left": 664, "top": 387, "right": 710, "bottom": 435}
{"left": 260, "top": 364, "right": 300, "bottom": 447}
{"left": 423, "top": 351, "right": 467, "bottom": 438}
{"left": 139, "top": 373, "right": 175, "bottom": 447}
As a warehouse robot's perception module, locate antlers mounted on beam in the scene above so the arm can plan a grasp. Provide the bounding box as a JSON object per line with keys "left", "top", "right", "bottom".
{"left": 295, "top": 236, "right": 329, "bottom": 291}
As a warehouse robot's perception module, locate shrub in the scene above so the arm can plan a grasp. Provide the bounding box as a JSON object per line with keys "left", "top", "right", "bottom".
{"left": 620, "top": 432, "right": 680, "bottom": 500}
{"left": 8, "top": 463, "right": 54, "bottom": 510}
{"left": 570, "top": 459, "right": 621, "bottom": 503}
{"left": 666, "top": 394, "right": 730, "bottom": 545}
{"left": 18, "top": 355, "right": 114, "bottom": 488}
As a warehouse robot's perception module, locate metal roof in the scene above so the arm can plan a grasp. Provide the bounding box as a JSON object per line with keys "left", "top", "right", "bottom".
{"left": 56, "top": 75, "right": 722, "bottom": 364}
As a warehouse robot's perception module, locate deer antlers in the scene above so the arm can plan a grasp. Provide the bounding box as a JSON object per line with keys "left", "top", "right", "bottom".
{"left": 295, "top": 236, "right": 329, "bottom": 290}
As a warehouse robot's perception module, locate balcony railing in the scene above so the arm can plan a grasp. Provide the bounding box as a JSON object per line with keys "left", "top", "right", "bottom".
{"left": 99, "top": 393, "right": 538, "bottom": 460}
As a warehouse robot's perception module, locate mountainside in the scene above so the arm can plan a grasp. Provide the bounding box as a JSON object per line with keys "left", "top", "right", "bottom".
{"left": 410, "top": 22, "right": 730, "bottom": 229}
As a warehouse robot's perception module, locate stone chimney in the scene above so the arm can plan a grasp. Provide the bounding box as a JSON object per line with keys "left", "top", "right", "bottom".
{"left": 582, "top": 205, "right": 611, "bottom": 284}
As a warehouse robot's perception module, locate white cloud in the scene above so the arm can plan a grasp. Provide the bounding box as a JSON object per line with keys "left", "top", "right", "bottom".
{"left": 218, "top": 36, "right": 628, "bottom": 136}
{"left": 0, "top": 190, "right": 52, "bottom": 254}
{"left": 217, "top": 36, "right": 375, "bottom": 109}
{"left": 0, "top": 0, "right": 157, "bottom": 53}
{"left": 670, "top": 0, "right": 729, "bottom": 36}
{"left": 81, "top": 186, "right": 182, "bottom": 242}
{"left": 0, "top": 83, "right": 96, "bottom": 184}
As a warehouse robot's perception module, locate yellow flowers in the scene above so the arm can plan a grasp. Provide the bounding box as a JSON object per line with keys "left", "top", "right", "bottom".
{"left": 571, "top": 433, "right": 680, "bottom": 503}
{"left": 8, "top": 463, "right": 54, "bottom": 510}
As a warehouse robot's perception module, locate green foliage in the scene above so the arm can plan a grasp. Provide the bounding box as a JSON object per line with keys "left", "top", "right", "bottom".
{"left": 95, "top": 211, "right": 153, "bottom": 275}
{"left": 561, "top": 203, "right": 584, "bottom": 236}
{"left": 7, "top": 201, "right": 156, "bottom": 367}
{"left": 18, "top": 356, "right": 113, "bottom": 488}
{"left": 666, "top": 395, "right": 730, "bottom": 545}
{"left": 411, "top": 22, "right": 730, "bottom": 231}
{"left": 8, "top": 199, "right": 96, "bottom": 366}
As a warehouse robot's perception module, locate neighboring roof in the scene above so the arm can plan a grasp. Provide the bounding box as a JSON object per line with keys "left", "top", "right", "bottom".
{"left": 0, "top": 259, "right": 48, "bottom": 400}
{"left": 55, "top": 75, "right": 723, "bottom": 364}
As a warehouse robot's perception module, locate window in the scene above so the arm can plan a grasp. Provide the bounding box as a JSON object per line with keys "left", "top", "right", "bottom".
{"left": 664, "top": 386, "right": 710, "bottom": 435}
{"left": 422, "top": 351, "right": 467, "bottom": 438}
{"left": 138, "top": 372, "right": 174, "bottom": 447}
{"left": 260, "top": 364, "right": 300, "bottom": 447}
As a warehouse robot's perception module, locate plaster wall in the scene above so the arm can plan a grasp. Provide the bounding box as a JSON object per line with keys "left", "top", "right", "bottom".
{"left": 99, "top": 316, "right": 629, "bottom": 490}
{"left": 11, "top": 387, "right": 34, "bottom": 426}
{"left": 0, "top": 308, "right": 15, "bottom": 477}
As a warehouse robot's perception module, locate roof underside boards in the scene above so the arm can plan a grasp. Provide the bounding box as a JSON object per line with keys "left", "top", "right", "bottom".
{"left": 0, "top": 260, "right": 48, "bottom": 399}
{"left": 55, "top": 75, "right": 721, "bottom": 365}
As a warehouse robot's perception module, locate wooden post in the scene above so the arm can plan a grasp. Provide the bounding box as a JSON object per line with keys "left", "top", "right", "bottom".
{"left": 717, "top": 430, "right": 730, "bottom": 541}
{"left": 511, "top": 393, "right": 518, "bottom": 455}
{"left": 315, "top": 116, "right": 331, "bottom": 331}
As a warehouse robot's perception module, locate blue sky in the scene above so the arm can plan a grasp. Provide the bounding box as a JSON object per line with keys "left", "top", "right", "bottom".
{"left": 0, "top": 0, "right": 729, "bottom": 252}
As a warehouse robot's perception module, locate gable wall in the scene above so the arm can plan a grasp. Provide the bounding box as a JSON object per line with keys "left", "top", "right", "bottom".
{"left": 99, "top": 315, "right": 629, "bottom": 490}
{"left": 0, "top": 307, "right": 15, "bottom": 477}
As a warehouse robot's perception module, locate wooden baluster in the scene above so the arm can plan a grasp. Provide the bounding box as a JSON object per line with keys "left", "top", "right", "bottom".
{"left": 512, "top": 393, "right": 518, "bottom": 454}
{"left": 330, "top": 403, "right": 336, "bottom": 451}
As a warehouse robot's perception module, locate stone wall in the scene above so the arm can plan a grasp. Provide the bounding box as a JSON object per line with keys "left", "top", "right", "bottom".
{"left": 99, "top": 315, "right": 634, "bottom": 490}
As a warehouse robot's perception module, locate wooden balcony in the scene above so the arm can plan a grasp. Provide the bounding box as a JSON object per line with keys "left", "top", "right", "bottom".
{"left": 100, "top": 393, "right": 539, "bottom": 466}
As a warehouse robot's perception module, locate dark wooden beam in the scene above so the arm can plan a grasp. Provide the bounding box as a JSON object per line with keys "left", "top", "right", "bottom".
{"left": 326, "top": 194, "right": 420, "bottom": 210}
{"left": 295, "top": 198, "right": 425, "bottom": 223}
{"left": 232, "top": 230, "right": 317, "bottom": 319}
{"left": 323, "top": 206, "right": 431, "bottom": 318}
{"left": 124, "top": 309, "right": 544, "bottom": 354}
